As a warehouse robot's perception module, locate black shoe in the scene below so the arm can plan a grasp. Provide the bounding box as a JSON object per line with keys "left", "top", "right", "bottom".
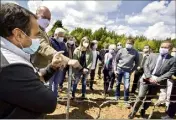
{"left": 80, "top": 94, "right": 86, "bottom": 100}
{"left": 161, "top": 115, "right": 173, "bottom": 119}
{"left": 90, "top": 87, "right": 94, "bottom": 91}
{"left": 128, "top": 112, "right": 135, "bottom": 119}
{"left": 70, "top": 96, "right": 75, "bottom": 100}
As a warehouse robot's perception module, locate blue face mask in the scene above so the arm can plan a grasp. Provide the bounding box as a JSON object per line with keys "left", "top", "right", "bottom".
{"left": 19, "top": 30, "right": 40, "bottom": 55}
{"left": 22, "top": 39, "right": 40, "bottom": 54}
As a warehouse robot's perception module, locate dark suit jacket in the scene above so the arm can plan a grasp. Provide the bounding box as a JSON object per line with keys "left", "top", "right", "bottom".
{"left": 143, "top": 53, "right": 176, "bottom": 83}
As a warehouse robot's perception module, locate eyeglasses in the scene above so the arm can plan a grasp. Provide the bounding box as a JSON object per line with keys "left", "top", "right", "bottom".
{"left": 117, "top": 44, "right": 122, "bottom": 46}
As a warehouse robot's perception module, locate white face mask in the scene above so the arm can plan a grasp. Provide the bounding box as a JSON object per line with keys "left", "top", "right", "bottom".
{"left": 83, "top": 43, "right": 89, "bottom": 48}
{"left": 117, "top": 45, "right": 122, "bottom": 49}
{"left": 171, "top": 52, "right": 176, "bottom": 57}
{"left": 93, "top": 44, "right": 97, "bottom": 49}
{"left": 159, "top": 48, "right": 169, "bottom": 55}
{"left": 126, "top": 44, "right": 133, "bottom": 49}
{"left": 56, "top": 37, "right": 64, "bottom": 42}
{"left": 37, "top": 18, "right": 50, "bottom": 29}
{"left": 68, "top": 40, "right": 75, "bottom": 45}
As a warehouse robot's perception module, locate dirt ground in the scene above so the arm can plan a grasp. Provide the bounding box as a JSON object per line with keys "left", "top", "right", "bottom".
{"left": 46, "top": 72, "right": 170, "bottom": 119}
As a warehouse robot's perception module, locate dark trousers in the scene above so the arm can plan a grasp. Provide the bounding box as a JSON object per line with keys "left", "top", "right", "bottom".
{"left": 166, "top": 81, "right": 176, "bottom": 118}
{"left": 59, "top": 68, "right": 67, "bottom": 88}
{"left": 90, "top": 69, "right": 96, "bottom": 89}
{"left": 131, "top": 69, "right": 143, "bottom": 93}
{"left": 103, "top": 69, "right": 115, "bottom": 94}
{"left": 98, "top": 65, "right": 103, "bottom": 78}
{"left": 167, "top": 102, "right": 176, "bottom": 118}
{"left": 131, "top": 81, "right": 159, "bottom": 114}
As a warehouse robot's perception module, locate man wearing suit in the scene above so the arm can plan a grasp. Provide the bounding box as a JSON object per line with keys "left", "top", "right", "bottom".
{"left": 131, "top": 45, "right": 151, "bottom": 94}
{"left": 161, "top": 47, "right": 176, "bottom": 119}
{"left": 128, "top": 40, "right": 176, "bottom": 119}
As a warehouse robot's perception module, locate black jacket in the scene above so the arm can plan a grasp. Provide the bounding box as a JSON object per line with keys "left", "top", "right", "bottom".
{"left": 0, "top": 37, "right": 57, "bottom": 119}
{"left": 0, "top": 64, "right": 57, "bottom": 119}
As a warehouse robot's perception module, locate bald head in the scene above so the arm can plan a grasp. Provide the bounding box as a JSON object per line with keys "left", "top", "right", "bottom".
{"left": 36, "top": 6, "right": 51, "bottom": 21}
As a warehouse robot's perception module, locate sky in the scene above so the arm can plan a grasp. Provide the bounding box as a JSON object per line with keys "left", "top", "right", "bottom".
{"left": 2, "top": 0, "right": 176, "bottom": 40}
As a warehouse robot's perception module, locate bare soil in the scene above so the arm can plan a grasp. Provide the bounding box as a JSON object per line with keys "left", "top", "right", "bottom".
{"left": 46, "top": 72, "right": 169, "bottom": 119}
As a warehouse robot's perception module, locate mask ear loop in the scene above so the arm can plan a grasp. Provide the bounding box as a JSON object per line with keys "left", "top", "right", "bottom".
{"left": 19, "top": 30, "right": 33, "bottom": 49}
{"left": 18, "top": 41, "right": 24, "bottom": 49}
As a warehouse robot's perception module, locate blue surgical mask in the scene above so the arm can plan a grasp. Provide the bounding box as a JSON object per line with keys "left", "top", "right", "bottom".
{"left": 23, "top": 38, "right": 40, "bottom": 54}
{"left": 18, "top": 30, "right": 40, "bottom": 54}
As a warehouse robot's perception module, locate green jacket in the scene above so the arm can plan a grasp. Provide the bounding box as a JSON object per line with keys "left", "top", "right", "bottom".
{"left": 32, "top": 28, "right": 56, "bottom": 68}
{"left": 73, "top": 47, "right": 93, "bottom": 73}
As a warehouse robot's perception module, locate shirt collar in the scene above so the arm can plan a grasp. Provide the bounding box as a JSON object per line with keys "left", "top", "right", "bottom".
{"left": 0, "top": 37, "right": 31, "bottom": 62}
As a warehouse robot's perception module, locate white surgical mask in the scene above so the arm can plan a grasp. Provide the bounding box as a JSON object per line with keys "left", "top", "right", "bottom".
{"left": 126, "top": 44, "right": 133, "bottom": 49}
{"left": 171, "top": 52, "right": 176, "bottom": 57}
{"left": 117, "top": 45, "right": 122, "bottom": 49}
{"left": 159, "top": 48, "right": 169, "bottom": 55}
{"left": 93, "top": 44, "right": 97, "bottom": 49}
{"left": 23, "top": 39, "right": 40, "bottom": 55}
{"left": 56, "top": 37, "right": 64, "bottom": 42}
{"left": 37, "top": 18, "right": 50, "bottom": 29}
{"left": 68, "top": 40, "right": 75, "bottom": 45}
{"left": 83, "top": 43, "right": 89, "bottom": 48}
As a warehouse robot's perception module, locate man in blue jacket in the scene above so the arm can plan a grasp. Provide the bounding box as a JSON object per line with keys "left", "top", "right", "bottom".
{"left": 49, "top": 28, "right": 68, "bottom": 96}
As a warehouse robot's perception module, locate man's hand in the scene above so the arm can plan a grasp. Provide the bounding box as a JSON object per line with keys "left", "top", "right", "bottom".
{"left": 83, "top": 68, "right": 89, "bottom": 74}
{"left": 149, "top": 78, "right": 159, "bottom": 85}
{"left": 38, "top": 72, "right": 45, "bottom": 83}
{"left": 68, "top": 59, "right": 82, "bottom": 69}
{"left": 114, "top": 71, "right": 119, "bottom": 77}
{"left": 137, "top": 67, "right": 141, "bottom": 70}
{"left": 51, "top": 51, "right": 70, "bottom": 69}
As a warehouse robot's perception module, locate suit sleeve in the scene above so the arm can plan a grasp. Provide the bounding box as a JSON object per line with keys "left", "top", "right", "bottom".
{"left": 0, "top": 64, "right": 57, "bottom": 114}
{"left": 156, "top": 58, "right": 176, "bottom": 82}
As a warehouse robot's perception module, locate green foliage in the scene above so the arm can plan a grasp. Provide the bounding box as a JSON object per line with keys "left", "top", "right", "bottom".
{"left": 48, "top": 21, "right": 176, "bottom": 51}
